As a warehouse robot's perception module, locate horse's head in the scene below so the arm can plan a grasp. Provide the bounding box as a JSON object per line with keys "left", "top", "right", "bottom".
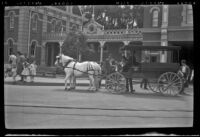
{"left": 55, "top": 54, "right": 62, "bottom": 67}
{"left": 55, "top": 54, "right": 74, "bottom": 67}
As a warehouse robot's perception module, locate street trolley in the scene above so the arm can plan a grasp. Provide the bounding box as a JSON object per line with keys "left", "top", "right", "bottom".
{"left": 105, "top": 45, "right": 184, "bottom": 96}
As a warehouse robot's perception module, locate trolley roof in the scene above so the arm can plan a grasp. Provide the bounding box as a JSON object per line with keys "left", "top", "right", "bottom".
{"left": 121, "top": 45, "right": 181, "bottom": 51}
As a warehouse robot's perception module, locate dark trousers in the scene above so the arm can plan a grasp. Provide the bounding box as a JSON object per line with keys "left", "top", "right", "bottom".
{"left": 126, "top": 78, "right": 133, "bottom": 91}
{"left": 140, "top": 78, "right": 148, "bottom": 89}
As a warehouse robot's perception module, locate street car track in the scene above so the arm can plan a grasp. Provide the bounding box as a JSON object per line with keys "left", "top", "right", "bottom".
{"left": 5, "top": 104, "right": 193, "bottom": 112}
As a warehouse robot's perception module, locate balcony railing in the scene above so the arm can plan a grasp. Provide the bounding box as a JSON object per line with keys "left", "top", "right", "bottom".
{"left": 42, "top": 28, "right": 143, "bottom": 41}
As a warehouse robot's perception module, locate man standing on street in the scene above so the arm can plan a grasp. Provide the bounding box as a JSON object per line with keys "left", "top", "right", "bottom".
{"left": 178, "top": 59, "right": 191, "bottom": 94}
{"left": 122, "top": 50, "right": 136, "bottom": 93}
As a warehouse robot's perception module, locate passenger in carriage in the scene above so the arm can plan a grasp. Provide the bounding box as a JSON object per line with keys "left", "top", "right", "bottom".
{"left": 105, "top": 54, "right": 115, "bottom": 75}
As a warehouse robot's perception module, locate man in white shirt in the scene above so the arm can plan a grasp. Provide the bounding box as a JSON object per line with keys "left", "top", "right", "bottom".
{"left": 8, "top": 52, "right": 17, "bottom": 82}
{"left": 179, "top": 60, "right": 190, "bottom": 94}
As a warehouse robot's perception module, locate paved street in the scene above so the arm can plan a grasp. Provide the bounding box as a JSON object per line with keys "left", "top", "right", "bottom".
{"left": 4, "top": 76, "right": 193, "bottom": 129}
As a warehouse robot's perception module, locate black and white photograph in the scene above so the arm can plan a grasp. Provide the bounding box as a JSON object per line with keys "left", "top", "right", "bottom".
{"left": 3, "top": 4, "right": 196, "bottom": 135}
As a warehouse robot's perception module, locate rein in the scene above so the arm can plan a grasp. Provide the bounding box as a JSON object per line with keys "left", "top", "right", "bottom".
{"left": 58, "top": 55, "right": 103, "bottom": 77}
{"left": 64, "top": 62, "right": 103, "bottom": 77}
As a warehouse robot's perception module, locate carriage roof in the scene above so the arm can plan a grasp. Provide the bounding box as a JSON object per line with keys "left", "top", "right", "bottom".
{"left": 121, "top": 45, "right": 181, "bottom": 51}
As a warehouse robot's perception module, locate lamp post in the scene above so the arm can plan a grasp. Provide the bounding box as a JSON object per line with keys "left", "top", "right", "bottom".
{"left": 28, "top": 8, "right": 32, "bottom": 57}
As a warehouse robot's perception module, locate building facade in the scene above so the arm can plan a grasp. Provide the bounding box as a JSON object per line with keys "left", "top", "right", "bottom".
{"left": 4, "top": 5, "right": 193, "bottom": 68}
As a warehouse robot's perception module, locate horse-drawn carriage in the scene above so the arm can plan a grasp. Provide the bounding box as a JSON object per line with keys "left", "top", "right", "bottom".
{"left": 105, "top": 45, "right": 184, "bottom": 96}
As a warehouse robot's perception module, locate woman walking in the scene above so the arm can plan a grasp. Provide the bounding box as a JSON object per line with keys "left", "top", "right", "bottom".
{"left": 29, "top": 60, "right": 37, "bottom": 82}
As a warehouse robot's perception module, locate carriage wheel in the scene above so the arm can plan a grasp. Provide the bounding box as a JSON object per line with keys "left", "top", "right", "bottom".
{"left": 158, "top": 72, "right": 183, "bottom": 96}
{"left": 148, "top": 79, "right": 160, "bottom": 93}
{"left": 105, "top": 72, "right": 126, "bottom": 93}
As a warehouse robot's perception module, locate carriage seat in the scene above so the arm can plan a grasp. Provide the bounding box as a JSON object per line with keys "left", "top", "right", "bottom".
{"left": 130, "top": 62, "right": 141, "bottom": 72}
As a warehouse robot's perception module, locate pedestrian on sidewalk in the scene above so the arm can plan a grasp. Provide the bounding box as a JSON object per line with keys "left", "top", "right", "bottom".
{"left": 16, "top": 51, "right": 26, "bottom": 82}
{"left": 21, "top": 59, "right": 30, "bottom": 82}
{"left": 29, "top": 60, "right": 37, "bottom": 82}
{"left": 7, "top": 51, "right": 17, "bottom": 82}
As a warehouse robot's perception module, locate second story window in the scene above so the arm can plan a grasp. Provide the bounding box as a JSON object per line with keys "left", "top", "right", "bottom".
{"left": 152, "top": 10, "right": 159, "bottom": 27}
{"left": 9, "top": 11, "right": 14, "bottom": 29}
{"left": 187, "top": 5, "right": 193, "bottom": 24}
{"left": 32, "top": 14, "right": 38, "bottom": 31}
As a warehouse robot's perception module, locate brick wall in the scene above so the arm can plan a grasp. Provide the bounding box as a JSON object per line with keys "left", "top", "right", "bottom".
{"left": 17, "top": 8, "right": 29, "bottom": 54}
{"left": 168, "top": 5, "right": 183, "bottom": 26}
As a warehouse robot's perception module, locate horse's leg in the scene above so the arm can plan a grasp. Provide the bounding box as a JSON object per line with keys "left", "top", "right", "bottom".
{"left": 69, "top": 75, "right": 72, "bottom": 90}
{"left": 64, "top": 73, "right": 71, "bottom": 91}
{"left": 88, "top": 73, "right": 93, "bottom": 90}
{"left": 94, "top": 71, "right": 100, "bottom": 91}
{"left": 72, "top": 76, "right": 76, "bottom": 89}
{"left": 89, "top": 72, "right": 96, "bottom": 91}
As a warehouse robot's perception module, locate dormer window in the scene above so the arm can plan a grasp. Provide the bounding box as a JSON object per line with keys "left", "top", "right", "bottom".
{"left": 89, "top": 24, "right": 94, "bottom": 32}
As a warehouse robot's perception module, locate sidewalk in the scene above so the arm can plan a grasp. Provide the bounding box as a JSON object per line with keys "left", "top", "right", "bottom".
{"left": 4, "top": 76, "right": 105, "bottom": 87}
{"left": 4, "top": 75, "right": 193, "bottom": 94}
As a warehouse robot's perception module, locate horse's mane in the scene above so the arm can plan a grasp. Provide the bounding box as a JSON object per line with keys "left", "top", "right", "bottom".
{"left": 60, "top": 54, "right": 76, "bottom": 63}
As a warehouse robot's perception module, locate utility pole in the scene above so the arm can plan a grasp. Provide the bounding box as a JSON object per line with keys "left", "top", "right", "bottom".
{"left": 28, "top": 8, "right": 32, "bottom": 57}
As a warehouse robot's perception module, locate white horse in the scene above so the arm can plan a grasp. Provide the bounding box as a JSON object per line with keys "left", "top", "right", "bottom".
{"left": 55, "top": 54, "right": 101, "bottom": 91}
{"left": 87, "top": 61, "right": 102, "bottom": 89}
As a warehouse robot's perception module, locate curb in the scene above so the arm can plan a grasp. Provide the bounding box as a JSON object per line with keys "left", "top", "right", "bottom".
{"left": 4, "top": 81, "right": 105, "bottom": 87}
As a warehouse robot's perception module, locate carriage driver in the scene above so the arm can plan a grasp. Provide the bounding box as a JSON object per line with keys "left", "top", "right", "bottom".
{"left": 178, "top": 59, "right": 191, "bottom": 94}
{"left": 122, "top": 50, "right": 136, "bottom": 93}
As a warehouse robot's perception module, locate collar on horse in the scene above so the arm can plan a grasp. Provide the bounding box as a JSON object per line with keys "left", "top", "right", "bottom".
{"left": 63, "top": 59, "right": 77, "bottom": 77}
{"left": 63, "top": 60, "right": 74, "bottom": 69}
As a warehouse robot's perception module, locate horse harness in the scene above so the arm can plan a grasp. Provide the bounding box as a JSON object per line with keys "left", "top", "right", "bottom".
{"left": 63, "top": 59, "right": 77, "bottom": 77}
{"left": 61, "top": 57, "right": 96, "bottom": 76}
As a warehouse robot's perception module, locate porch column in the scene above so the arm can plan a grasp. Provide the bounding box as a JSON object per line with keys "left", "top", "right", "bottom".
{"left": 123, "top": 41, "right": 130, "bottom": 58}
{"left": 160, "top": 5, "right": 169, "bottom": 63}
{"left": 99, "top": 41, "right": 105, "bottom": 63}
{"left": 41, "top": 42, "right": 46, "bottom": 66}
{"left": 59, "top": 41, "right": 63, "bottom": 55}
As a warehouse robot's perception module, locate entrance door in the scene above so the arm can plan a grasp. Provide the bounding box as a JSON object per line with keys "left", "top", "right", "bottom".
{"left": 46, "top": 43, "right": 60, "bottom": 66}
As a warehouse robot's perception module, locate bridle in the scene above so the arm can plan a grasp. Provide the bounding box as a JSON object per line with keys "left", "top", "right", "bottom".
{"left": 56, "top": 54, "right": 76, "bottom": 70}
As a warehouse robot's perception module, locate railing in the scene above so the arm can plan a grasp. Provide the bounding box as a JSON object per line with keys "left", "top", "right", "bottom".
{"left": 103, "top": 28, "right": 142, "bottom": 35}
{"left": 42, "top": 28, "right": 143, "bottom": 41}
{"left": 42, "top": 32, "right": 67, "bottom": 41}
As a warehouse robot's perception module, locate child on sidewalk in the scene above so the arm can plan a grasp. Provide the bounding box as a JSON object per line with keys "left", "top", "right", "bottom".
{"left": 29, "top": 60, "right": 37, "bottom": 82}
{"left": 21, "top": 61, "right": 30, "bottom": 82}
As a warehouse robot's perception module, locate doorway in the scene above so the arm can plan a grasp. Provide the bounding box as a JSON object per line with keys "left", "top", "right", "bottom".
{"left": 46, "top": 42, "right": 60, "bottom": 66}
